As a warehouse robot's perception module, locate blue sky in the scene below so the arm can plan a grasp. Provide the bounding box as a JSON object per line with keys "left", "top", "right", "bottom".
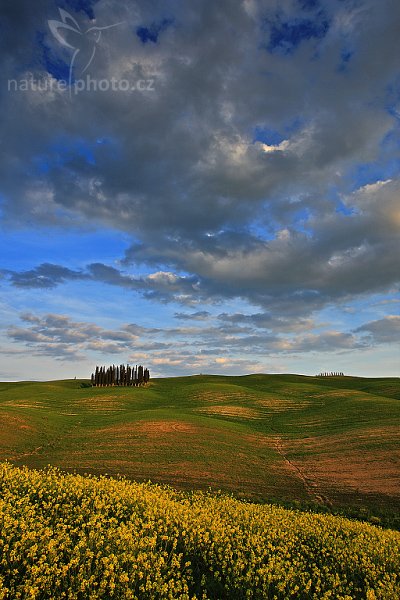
{"left": 0, "top": 0, "right": 399, "bottom": 380}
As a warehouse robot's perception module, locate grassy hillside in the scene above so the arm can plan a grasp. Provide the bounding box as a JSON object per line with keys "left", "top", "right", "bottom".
{"left": 0, "top": 375, "right": 399, "bottom": 522}
{"left": 1, "top": 462, "right": 399, "bottom": 599}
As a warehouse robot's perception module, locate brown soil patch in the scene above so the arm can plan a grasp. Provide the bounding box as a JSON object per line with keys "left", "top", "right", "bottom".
{"left": 283, "top": 428, "right": 400, "bottom": 499}
{"left": 136, "top": 420, "right": 200, "bottom": 435}
{"left": 5, "top": 402, "right": 48, "bottom": 409}
{"left": 294, "top": 451, "right": 400, "bottom": 497}
{"left": 287, "top": 426, "right": 400, "bottom": 453}
{"left": 308, "top": 390, "right": 359, "bottom": 399}
{"left": 97, "top": 420, "right": 200, "bottom": 437}
{"left": 0, "top": 413, "right": 37, "bottom": 454}
{"left": 0, "top": 413, "right": 35, "bottom": 432}
{"left": 190, "top": 389, "right": 259, "bottom": 405}
{"left": 72, "top": 396, "right": 125, "bottom": 412}
{"left": 245, "top": 429, "right": 400, "bottom": 501}
{"left": 256, "top": 397, "right": 314, "bottom": 412}
{"left": 196, "top": 405, "right": 262, "bottom": 419}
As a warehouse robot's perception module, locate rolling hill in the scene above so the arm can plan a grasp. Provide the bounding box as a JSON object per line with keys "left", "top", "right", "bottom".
{"left": 0, "top": 374, "right": 399, "bottom": 522}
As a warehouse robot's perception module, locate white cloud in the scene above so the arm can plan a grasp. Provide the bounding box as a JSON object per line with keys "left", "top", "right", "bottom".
{"left": 260, "top": 140, "right": 290, "bottom": 153}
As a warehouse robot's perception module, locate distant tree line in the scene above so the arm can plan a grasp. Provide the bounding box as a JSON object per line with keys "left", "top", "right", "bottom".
{"left": 317, "top": 372, "right": 345, "bottom": 377}
{"left": 91, "top": 364, "right": 150, "bottom": 387}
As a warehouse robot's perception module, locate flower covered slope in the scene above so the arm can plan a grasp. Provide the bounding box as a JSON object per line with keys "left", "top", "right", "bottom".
{"left": 0, "top": 463, "right": 399, "bottom": 599}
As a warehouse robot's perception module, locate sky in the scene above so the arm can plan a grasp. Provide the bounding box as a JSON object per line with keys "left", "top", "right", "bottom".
{"left": 0, "top": 0, "right": 399, "bottom": 380}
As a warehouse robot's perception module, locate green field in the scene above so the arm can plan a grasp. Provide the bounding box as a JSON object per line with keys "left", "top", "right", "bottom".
{"left": 1, "top": 374, "right": 399, "bottom": 524}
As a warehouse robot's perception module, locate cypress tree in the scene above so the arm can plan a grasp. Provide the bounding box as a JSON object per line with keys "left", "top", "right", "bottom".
{"left": 91, "top": 363, "right": 150, "bottom": 387}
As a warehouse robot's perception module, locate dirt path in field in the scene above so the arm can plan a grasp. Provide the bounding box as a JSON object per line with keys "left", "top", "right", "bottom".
{"left": 274, "top": 436, "right": 330, "bottom": 505}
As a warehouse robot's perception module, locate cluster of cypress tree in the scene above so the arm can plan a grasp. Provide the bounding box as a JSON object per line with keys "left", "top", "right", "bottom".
{"left": 91, "top": 364, "right": 150, "bottom": 386}
{"left": 317, "top": 372, "right": 345, "bottom": 377}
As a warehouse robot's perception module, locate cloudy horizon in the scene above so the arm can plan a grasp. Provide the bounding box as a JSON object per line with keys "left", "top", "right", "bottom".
{"left": 0, "top": 0, "right": 399, "bottom": 380}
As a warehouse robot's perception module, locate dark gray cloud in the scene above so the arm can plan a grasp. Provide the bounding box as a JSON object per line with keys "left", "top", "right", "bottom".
{"left": 4, "top": 178, "right": 400, "bottom": 317}
{"left": 2, "top": 262, "right": 201, "bottom": 304}
{"left": 355, "top": 316, "right": 400, "bottom": 344}
{"left": 123, "top": 179, "right": 400, "bottom": 313}
{"left": 2, "top": 0, "right": 399, "bottom": 243}
{"left": 3, "top": 170, "right": 400, "bottom": 314}
{"left": 217, "top": 312, "right": 315, "bottom": 333}
{"left": 3, "top": 177, "right": 400, "bottom": 320}
{"left": 4, "top": 264, "right": 85, "bottom": 288}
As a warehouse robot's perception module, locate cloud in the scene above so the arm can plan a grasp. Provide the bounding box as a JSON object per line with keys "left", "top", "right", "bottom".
{"left": 7, "top": 313, "right": 130, "bottom": 361}
{"left": 355, "top": 316, "right": 400, "bottom": 344}
{"left": 2, "top": 262, "right": 200, "bottom": 304}
{"left": 2, "top": 171, "right": 399, "bottom": 330}
{"left": 6, "top": 306, "right": 392, "bottom": 371}
{"left": 174, "top": 311, "right": 211, "bottom": 321}
{"left": 217, "top": 312, "right": 316, "bottom": 333}
{"left": 4, "top": 264, "right": 85, "bottom": 288}
{"left": 2, "top": 0, "right": 399, "bottom": 239}
{"left": 5, "top": 169, "right": 399, "bottom": 319}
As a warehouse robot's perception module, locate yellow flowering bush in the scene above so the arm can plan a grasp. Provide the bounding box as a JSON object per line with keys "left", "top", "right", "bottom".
{"left": 0, "top": 462, "right": 398, "bottom": 599}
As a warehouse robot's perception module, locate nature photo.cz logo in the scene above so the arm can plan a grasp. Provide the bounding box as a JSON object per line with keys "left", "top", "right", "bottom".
{"left": 7, "top": 8, "right": 155, "bottom": 96}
